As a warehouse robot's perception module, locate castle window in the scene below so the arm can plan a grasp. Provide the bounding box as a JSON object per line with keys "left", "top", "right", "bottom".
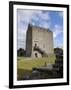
{"left": 35, "top": 43, "right": 37, "bottom": 47}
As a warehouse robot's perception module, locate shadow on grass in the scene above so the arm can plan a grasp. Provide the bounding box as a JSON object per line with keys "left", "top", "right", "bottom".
{"left": 17, "top": 68, "right": 63, "bottom": 81}
{"left": 17, "top": 69, "right": 32, "bottom": 80}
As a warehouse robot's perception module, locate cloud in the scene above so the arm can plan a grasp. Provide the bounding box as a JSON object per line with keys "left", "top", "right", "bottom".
{"left": 36, "top": 11, "right": 50, "bottom": 21}
{"left": 17, "top": 33, "right": 26, "bottom": 49}
{"left": 17, "top": 28, "right": 26, "bottom": 49}
{"left": 17, "top": 9, "right": 43, "bottom": 28}
{"left": 17, "top": 9, "right": 50, "bottom": 30}
{"left": 53, "top": 24, "right": 63, "bottom": 38}
{"left": 31, "top": 11, "right": 50, "bottom": 29}
{"left": 52, "top": 24, "right": 63, "bottom": 48}
{"left": 54, "top": 38, "right": 63, "bottom": 48}
{"left": 17, "top": 9, "right": 35, "bottom": 30}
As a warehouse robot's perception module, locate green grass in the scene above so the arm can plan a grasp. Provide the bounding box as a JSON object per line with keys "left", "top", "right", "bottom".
{"left": 17, "top": 54, "right": 56, "bottom": 80}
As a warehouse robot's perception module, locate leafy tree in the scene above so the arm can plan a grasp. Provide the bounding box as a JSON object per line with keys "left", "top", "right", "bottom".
{"left": 54, "top": 48, "right": 63, "bottom": 55}
{"left": 17, "top": 48, "right": 26, "bottom": 57}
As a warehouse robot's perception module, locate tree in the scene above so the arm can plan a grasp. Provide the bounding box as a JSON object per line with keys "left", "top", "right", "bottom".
{"left": 17, "top": 48, "right": 26, "bottom": 57}
{"left": 54, "top": 48, "right": 63, "bottom": 56}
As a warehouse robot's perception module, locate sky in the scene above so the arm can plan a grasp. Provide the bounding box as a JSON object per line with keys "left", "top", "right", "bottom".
{"left": 17, "top": 9, "right": 63, "bottom": 50}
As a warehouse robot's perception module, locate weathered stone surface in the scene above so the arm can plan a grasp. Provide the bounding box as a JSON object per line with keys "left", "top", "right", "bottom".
{"left": 26, "top": 24, "right": 54, "bottom": 57}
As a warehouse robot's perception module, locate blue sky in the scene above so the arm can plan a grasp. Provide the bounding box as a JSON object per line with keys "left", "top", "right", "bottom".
{"left": 17, "top": 9, "right": 63, "bottom": 49}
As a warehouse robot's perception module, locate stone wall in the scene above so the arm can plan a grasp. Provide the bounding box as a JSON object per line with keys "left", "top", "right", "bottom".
{"left": 26, "top": 25, "right": 32, "bottom": 57}
{"left": 26, "top": 24, "right": 54, "bottom": 57}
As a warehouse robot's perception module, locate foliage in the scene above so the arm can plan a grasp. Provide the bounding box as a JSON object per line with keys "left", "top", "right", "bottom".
{"left": 17, "top": 48, "right": 26, "bottom": 57}
{"left": 54, "top": 48, "right": 63, "bottom": 55}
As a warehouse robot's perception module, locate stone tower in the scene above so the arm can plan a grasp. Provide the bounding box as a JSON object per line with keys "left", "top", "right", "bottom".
{"left": 26, "top": 24, "right": 54, "bottom": 57}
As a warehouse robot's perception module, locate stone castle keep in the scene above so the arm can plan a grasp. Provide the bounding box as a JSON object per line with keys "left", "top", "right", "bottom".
{"left": 26, "top": 24, "right": 54, "bottom": 57}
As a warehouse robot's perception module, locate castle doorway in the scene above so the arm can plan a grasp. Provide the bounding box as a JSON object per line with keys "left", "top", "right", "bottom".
{"left": 35, "top": 53, "right": 38, "bottom": 57}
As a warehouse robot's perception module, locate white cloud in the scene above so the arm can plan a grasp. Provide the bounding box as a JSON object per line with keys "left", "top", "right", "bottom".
{"left": 17, "top": 9, "right": 35, "bottom": 22}
{"left": 17, "top": 28, "right": 27, "bottom": 49}
{"left": 36, "top": 11, "right": 50, "bottom": 21}
{"left": 53, "top": 24, "right": 63, "bottom": 38}
{"left": 39, "top": 22, "right": 50, "bottom": 29}
{"left": 31, "top": 11, "right": 50, "bottom": 29}
{"left": 17, "top": 9, "right": 43, "bottom": 26}
{"left": 54, "top": 39, "right": 63, "bottom": 48}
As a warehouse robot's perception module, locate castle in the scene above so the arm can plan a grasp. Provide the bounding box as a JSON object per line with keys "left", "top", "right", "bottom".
{"left": 26, "top": 24, "right": 54, "bottom": 57}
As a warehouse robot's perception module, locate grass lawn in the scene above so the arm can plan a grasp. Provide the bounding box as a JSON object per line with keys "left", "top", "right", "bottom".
{"left": 17, "top": 54, "right": 56, "bottom": 80}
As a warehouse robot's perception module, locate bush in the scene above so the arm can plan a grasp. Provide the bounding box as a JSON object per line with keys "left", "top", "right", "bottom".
{"left": 17, "top": 48, "right": 26, "bottom": 57}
